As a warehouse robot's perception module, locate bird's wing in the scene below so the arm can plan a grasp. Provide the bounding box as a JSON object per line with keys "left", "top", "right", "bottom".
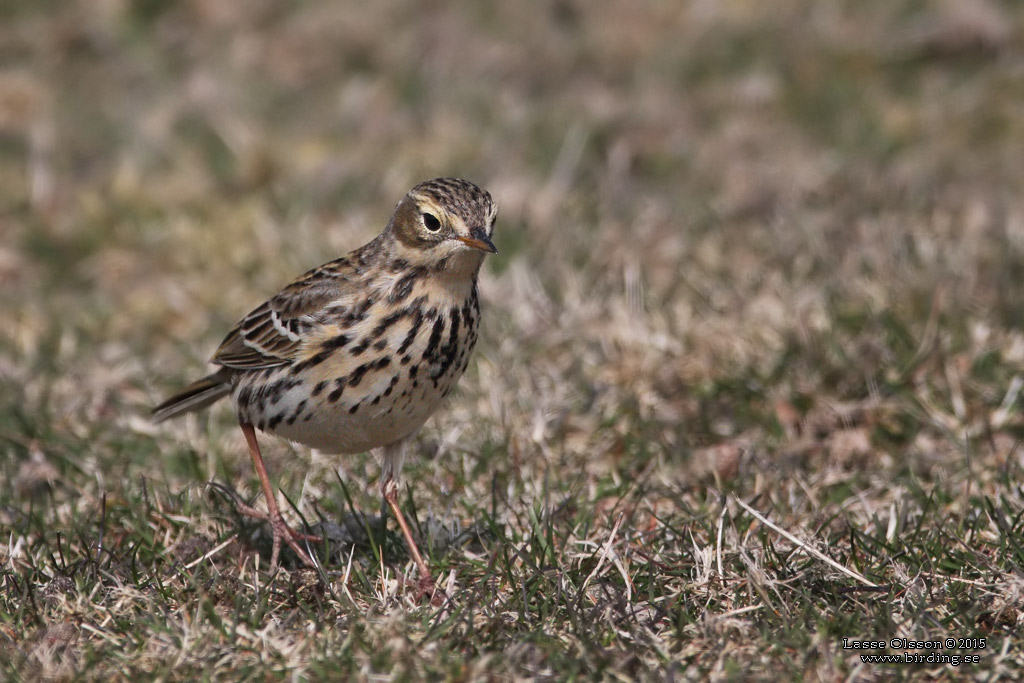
{"left": 211, "top": 257, "right": 366, "bottom": 370}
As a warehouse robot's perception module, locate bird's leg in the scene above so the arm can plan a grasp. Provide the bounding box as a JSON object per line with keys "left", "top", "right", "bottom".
{"left": 239, "top": 423, "right": 318, "bottom": 569}
{"left": 382, "top": 477, "right": 434, "bottom": 595}
{"left": 381, "top": 441, "right": 434, "bottom": 597}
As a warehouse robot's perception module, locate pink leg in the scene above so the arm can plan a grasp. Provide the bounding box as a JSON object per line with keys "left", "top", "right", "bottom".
{"left": 239, "top": 423, "right": 318, "bottom": 569}
{"left": 382, "top": 474, "right": 435, "bottom": 598}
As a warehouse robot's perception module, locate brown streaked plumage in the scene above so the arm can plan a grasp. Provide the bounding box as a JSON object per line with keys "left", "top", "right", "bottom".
{"left": 153, "top": 178, "right": 497, "bottom": 594}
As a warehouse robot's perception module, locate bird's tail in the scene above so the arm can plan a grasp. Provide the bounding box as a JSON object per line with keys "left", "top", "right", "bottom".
{"left": 152, "top": 369, "right": 232, "bottom": 423}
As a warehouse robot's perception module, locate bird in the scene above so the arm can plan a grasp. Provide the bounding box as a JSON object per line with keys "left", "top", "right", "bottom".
{"left": 152, "top": 177, "right": 498, "bottom": 593}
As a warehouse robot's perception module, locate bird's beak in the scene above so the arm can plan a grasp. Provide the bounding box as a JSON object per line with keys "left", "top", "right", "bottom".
{"left": 456, "top": 231, "right": 498, "bottom": 254}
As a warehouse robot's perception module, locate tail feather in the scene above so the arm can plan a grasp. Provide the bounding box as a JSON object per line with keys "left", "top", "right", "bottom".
{"left": 152, "top": 370, "right": 232, "bottom": 423}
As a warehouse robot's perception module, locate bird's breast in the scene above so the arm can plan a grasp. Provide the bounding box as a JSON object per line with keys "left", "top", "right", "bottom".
{"left": 232, "top": 283, "right": 481, "bottom": 454}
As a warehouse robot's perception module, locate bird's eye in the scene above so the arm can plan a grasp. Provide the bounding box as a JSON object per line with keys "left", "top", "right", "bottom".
{"left": 422, "top": 213, "right": 441, "bottom": 232}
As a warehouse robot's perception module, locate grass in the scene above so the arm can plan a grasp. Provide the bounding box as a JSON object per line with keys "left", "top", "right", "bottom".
{"left": 2, "top": 0, "right": 1024, "bottom": 680}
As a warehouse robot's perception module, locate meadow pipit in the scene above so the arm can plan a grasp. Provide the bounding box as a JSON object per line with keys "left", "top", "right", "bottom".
{"left": 153, "top": 178, "right": 497, "bottom": 592}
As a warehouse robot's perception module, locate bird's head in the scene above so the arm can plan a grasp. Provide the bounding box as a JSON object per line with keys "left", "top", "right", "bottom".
{"left": 387, "top": 177, "right": 498, "bottom": 276}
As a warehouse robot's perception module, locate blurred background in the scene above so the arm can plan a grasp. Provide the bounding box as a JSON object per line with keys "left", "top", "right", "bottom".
{"left": 3, "top": 0, "right": 1024, "bottom": 677}
{"left": 4, "top": 0, "right": 1022, "bottom": 480}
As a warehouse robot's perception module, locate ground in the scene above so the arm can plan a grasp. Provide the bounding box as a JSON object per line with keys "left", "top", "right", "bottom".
{"left": 2, "top": 1, "right": 1023, "bottom": 680}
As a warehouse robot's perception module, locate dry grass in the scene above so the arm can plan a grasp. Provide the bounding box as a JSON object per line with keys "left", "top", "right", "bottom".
{"left": 3, "top": 1, "right": 1024, "bottom": 680}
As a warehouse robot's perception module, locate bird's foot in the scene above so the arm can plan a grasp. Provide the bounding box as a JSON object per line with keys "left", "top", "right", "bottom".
{"left": 235, "top": 500, "right": 320, "bottom": 570}
{"left": 416, "top": 570, "right": 441, "bottom": 606}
